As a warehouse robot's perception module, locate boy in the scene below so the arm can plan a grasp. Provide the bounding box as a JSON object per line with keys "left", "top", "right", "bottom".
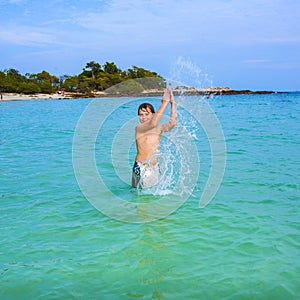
{"left": 132, "top": 88, "right": 177, "bottom": 188}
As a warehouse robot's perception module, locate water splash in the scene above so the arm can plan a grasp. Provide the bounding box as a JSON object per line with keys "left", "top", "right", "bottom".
{"left": 167, "top": 56, "right": 213, "bottom": 97}
{"left": 135, "top": 58, "right": 210, "bottom": 196}
{"left": 141, "top": 57, "right": 225, "bottom": 209}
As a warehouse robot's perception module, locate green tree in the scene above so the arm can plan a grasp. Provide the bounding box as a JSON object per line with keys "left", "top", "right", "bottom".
{"left": 26, "top": 70, "right": 59, "bottom": 93}
{"left": 1, "top": 69, "right": 26, "bottom": 92}
{"left": 0, "top": 71, "right": 7, "bottom": 92}
{"left": 126, "top": 66, "right": 159, "bottom": 79}
{"left": 61, "top": 76, "right": 79, "bottom": 92}
{"left": 0, "top": 62, "right": 163, "bottom": 95}
{"left": 77, "top": 81, "right": 91, "bottom": 93}
{"left": 18, "top": 82, "right": 41, "bottom": 94}
{"left": 6, "top": 68, "right": 24, "bottom": 81}
{"left": 95, "top": 74, "right": 112, "bottom": 91}
{"left": 82, "top": 61, "right": 102, "bottom": 79}
{"left": 103, "top": 62, "right": 121, "bottom": 74}
{"left": 39, "top": 81, "right": 54, "bottom": 93}
{"left": 29, "top": 70, "right": 59, "bottom": 85}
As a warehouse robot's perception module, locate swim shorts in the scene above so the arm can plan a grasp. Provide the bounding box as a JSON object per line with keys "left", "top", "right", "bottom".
{"left": 132, "top": 161, "right": 160, "bottom": 189}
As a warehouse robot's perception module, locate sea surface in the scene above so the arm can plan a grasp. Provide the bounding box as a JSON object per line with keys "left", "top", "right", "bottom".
{"left": 1, "top": 92, "right": 300, "bottom": 299}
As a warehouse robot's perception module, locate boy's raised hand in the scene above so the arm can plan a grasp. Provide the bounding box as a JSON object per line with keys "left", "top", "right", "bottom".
{"left": 168, "top": 88, "right": 175, "bottom": 103}
{"left": 162, "top": 88, "right": 171, "bottom": 103}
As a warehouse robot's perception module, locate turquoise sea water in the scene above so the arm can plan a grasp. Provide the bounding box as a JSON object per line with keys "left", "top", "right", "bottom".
{"left": 1, "top": 93, "right": 300, "bottom": 299}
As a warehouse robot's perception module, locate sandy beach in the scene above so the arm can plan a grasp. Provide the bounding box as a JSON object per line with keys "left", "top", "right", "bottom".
{"left": 0, "top": 93, "right": 73, "bottom": 101}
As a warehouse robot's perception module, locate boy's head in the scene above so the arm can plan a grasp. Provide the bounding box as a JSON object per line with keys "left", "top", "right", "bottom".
{"left": 138, "top": 103, "right": 155, "bottom": 123}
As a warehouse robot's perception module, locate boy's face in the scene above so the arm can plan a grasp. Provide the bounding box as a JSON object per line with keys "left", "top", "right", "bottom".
{"left": 138, "top": 107, "right": 153, "bottom": 123}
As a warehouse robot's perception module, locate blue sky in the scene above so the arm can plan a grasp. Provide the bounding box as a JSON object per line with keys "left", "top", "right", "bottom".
{"left": 0, "top": 0, "right": 299, "bottom": 91}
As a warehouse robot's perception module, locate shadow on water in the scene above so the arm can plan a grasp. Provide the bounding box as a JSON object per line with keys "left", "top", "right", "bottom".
{"left": 111, "top": 219, "right": 176, "bottom": 299}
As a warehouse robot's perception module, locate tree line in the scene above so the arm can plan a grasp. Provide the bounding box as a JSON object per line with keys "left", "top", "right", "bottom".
{"left": 0, "top": 61, "right": 164, "bottom": 95}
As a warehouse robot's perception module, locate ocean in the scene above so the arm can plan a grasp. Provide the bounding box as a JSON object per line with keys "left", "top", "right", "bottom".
{"left": 1, "top": 92, "right": 299, "bottom": 299}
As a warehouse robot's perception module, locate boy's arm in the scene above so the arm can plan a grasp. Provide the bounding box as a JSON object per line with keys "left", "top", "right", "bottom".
{"left": 161, "top": 89, "right": 177, "bottom": 132}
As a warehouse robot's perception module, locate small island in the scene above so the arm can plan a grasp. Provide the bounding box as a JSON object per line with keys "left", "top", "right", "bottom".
{"left": 0, "top": 60, "right": 277, "bottom": 101}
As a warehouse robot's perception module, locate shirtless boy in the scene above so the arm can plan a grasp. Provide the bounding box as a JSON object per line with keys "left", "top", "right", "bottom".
{"left": 132, "top": 88, "right": 177, "bottom": 188}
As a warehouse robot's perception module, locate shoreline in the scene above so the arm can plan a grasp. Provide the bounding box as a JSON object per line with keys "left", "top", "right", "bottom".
{"left": 0, "top": 92, "right": 73, "bottom": 102}
{"left": 0, "top": 88, "right": 283, "bottom": 102}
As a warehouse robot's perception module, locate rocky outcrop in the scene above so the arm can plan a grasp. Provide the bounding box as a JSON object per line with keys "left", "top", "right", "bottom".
{"left": 90, "top": 86, "right": 276, "bottom": 98}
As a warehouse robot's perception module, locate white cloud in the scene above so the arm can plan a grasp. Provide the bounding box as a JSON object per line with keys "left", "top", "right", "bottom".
{"left": 0, "top": 27, "right": 59, "bottom": 46}
{"left": 68, "top": 0, "right": 300, "bottom": 47}
{"left": 2, "top": 0, "right": 300, "bottom": 49}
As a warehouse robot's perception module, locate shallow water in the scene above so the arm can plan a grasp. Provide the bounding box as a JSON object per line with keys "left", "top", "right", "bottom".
{"left": 1, "top": 93, "right": 300, "bottom": 299}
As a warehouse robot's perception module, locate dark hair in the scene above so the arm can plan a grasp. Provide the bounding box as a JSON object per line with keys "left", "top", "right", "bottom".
{"left": 138, "top": 103, "right": 155, "bottom": 115}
